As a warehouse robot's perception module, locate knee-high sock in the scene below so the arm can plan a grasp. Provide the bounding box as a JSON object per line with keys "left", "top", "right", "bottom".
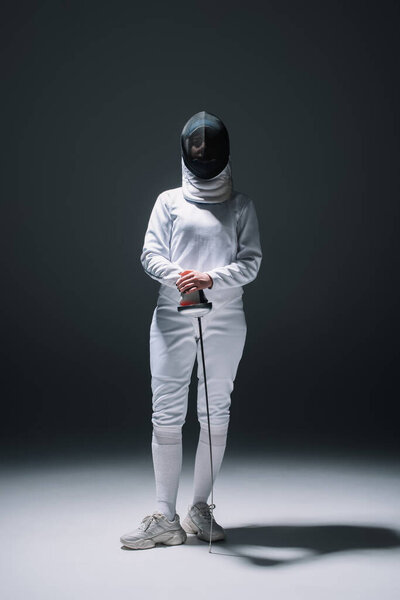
{"left": 151, "top": 424, "right": 182, "bottom": 521}
{"left": 192, "top": 422, "right": 229, "bottom": 506}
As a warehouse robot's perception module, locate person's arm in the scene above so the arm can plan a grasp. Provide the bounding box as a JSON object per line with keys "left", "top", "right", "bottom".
{"left": 204, "top": 198, "right": 262, "bottom": 290}
{"left": 140, "top": 193, "right": 184, "bottom": 288}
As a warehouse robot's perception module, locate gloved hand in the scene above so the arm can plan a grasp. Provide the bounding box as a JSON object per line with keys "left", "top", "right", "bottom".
{"left": 176, "top": 270, "right": 213, "bottom": 294}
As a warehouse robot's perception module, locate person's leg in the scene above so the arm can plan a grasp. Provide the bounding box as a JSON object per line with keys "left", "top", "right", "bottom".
{"left": 192, "top": 422, "right": 229, "bottom": 504}
{"left": 192, "top": 296, "right": 247, "bottom": 504}
{"left": 150, "top": 300, "right": 198, "bottom": 519}
{"left": 152, "top": 424, "right": 183, "bottom": 521}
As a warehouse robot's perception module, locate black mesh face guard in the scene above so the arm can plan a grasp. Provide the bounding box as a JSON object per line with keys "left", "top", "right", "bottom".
{"left": 181, "top": 111, "right": 230, "bottom": 180}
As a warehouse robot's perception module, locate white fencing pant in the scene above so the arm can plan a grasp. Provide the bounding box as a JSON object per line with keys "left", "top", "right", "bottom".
{"left": 149, "top": 294, "right": 247, "bottom": 430}
{"left": 149, "top": 293, "right": 247, "bottom": 516}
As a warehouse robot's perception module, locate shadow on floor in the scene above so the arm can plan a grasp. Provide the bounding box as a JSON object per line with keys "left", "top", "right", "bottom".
{"left": 205, "top": 523, "right": 400, "bottom": 566}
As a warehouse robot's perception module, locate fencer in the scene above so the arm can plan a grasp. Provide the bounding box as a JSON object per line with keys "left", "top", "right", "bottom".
{"left": 120, "top": 111, "right": 262, "bottom": 550}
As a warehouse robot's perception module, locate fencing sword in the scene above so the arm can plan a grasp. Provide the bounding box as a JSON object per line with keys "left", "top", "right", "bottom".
{"left": 177, "top": 281, "right": 216, "bottom": 553}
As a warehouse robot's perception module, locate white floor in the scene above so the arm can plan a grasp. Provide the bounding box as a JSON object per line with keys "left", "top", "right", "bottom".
{"left": 1, "top": 447, "right": 400, "bottom": 599}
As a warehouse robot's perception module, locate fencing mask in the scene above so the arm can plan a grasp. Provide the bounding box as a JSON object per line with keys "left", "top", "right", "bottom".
{"left": 181, "top": 111, "right": 230, "bottom": 180}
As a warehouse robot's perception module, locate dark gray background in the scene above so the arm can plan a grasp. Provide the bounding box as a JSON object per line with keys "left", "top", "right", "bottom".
{"left": 2, "top": 0, "right": 399, "bottom": 459}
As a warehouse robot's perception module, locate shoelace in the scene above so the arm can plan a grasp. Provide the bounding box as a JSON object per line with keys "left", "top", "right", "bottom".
{"left": 139, "top": 512, "right": 164, "bottom": 532}
{"left": 196, "top": 503, "right": 216, "bottom": 522}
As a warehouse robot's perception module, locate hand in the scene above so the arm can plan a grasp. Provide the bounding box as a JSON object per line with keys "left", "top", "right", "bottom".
{"left": 176, "top": 270, "right": 213, "bottom": 294}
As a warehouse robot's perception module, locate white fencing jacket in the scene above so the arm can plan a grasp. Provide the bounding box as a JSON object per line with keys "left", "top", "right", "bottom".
{"left": 140, "top": 159, "right": 262, "bottom": 308}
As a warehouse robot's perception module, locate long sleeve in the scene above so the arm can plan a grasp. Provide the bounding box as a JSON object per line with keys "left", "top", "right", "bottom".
{"left": 205, "top": 198, "right": 262, "bottom": 290}
{"left": 140, "top": 193, "right": 184, "bottom": 288}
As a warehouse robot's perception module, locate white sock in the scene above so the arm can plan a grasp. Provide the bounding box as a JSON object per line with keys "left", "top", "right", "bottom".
{"left": 151, "top": 424, "right": 182, "bottom": 521}
{"left": 192, "top": 423, "right": 229, "bottom": 506}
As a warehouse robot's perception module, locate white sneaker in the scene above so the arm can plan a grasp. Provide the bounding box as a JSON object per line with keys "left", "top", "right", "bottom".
{"left": 120, "top": 512, "right": 187, "bottom": 550}
{"left": 182, "top": 501, "right": 225, "bottom": 542}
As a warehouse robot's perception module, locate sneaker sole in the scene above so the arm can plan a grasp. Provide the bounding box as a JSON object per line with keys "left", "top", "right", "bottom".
{"left": 182, "top": 514, "right": 225, "bottom": 542}
{"left": 120, "top": 529, "right": 187, "bottom": 550}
